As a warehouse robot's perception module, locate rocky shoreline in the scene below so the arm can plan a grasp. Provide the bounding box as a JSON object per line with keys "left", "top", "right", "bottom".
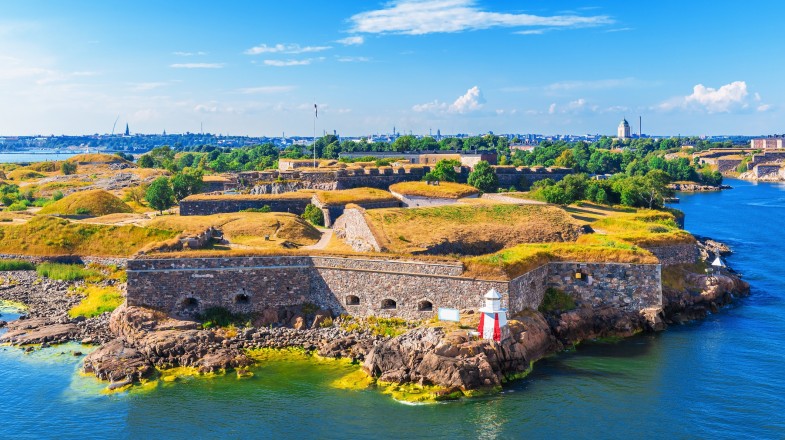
{"left": 0, "top": 237, "right": 750, "bottom": 399}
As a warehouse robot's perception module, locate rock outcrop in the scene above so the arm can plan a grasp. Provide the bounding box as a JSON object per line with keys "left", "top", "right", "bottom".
{"left": 363, "top": 312, "right": 560, "bottom": 392}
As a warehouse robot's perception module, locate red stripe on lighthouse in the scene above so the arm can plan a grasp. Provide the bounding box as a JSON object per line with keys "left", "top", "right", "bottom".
{"left": 478, "top": 313, "right": 485, "bottom": 335}
{"left": 493, "top": 313, "right": 501, "bottom": 342}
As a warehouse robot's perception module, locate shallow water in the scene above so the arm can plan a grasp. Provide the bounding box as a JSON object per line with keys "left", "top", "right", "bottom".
{"left": 0, "top": 152, "right": 80, "bottom": 163}
{"left": 1, "top": 178, "right": 784, "bottom": 439}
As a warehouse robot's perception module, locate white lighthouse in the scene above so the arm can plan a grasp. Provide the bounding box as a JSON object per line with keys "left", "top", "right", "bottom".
{"left": 477, "top": 288, "right": 510, "bottom": 342}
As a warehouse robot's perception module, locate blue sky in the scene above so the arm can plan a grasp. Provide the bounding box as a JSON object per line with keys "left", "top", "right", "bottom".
{"left": 0, "top": 0, "right": 781, "bottom": 137}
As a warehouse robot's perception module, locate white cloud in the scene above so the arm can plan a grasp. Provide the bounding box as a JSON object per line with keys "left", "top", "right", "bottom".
{"left": 244, "top": 43, "right": 331, "bottom": 55}
{"left": 412, "top": 99, "right": 447, "bottom": 113}
{"left": 336, "top": 36, "right": 364, "bottom": 45}
{"left": 659, "top": 81, "right": 762, "bottom": 113}
{"left": 173, "top": 51, "right": 207, "bottom": 56}
{"left": 237, "top": 86, "right": 296, "bottom": 94}
{"left": 757, "top": 104, "right": 772, "bottom": 112}
{"left": 412, "top": 86, "right": 485, "bottom": 114}
{"left": 170, "top": 63, "right": 224, "bottom": 69}
{"left": 337, "top": 56, "right": 370, "bottom": 63}
{"left": 546, "top": 98, "right": 601, "bottom": 114}
{"left": 449, "top": 85, "right": 485, "bottom": 113}
{"left": 349, "top": 0, "right": 612, "bottom": 35}
{"left": 263, "top": 58, "right": 321, "bottom": 67}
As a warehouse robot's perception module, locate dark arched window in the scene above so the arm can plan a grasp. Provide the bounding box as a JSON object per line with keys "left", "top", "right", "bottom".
{"left": 235, "top": 293, "right": 250, "bottom": 304}
{"left": 381, "top": 299, "right": 397, "bottom": 310}
{"left": 417, "top": 300, "right": 433, "bottom": 312}
{"left": 182, "top": 297, "right": 199, "bottom": 309}
{"left": 346, "top": 295, "right": 360, "bottom": 306}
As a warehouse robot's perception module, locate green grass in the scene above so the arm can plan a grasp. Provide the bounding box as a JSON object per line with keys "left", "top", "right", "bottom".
{"left": 0, "top": 259, "right": 35, "bottom": 271}
{"left": 198, "top": 306, "right": 250, "bottom": 328}
{"left": 68, "top": 284, "right": 124, "bottom": 318}
{"left": 538, "top": 288, "right": 577, "bottom": 313}
{"left": 36, "top": 262, "right": 102, "bottom": 281}
{"left": 341, "top": 315, "right": 413, "bottom": 337}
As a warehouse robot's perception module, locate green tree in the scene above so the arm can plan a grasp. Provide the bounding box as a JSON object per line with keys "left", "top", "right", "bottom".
{"left": 171, "top": 168, "right": 204, "bottom": 201}
{"left": 430, "top": 159, "right": 461, "bottom": 182}
{"left": 145, "top": 177, "right": 175, "bottom": 214}
{"left": 60, "top": 161, "right": 77, "bottom": 175}
{"left": 467, "top": 160, "right": 498, "bottom": 192}
{"left": 138, "top": 154, "right": 155, "bottom": 168}
{"left": 641, "top": 169, "right": 673, "bottom": 209}
{"left": 301, "top": 204, "right": 324, "bottom": 226}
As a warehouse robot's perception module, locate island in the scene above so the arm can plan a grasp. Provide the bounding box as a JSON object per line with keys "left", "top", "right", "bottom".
{"left": 0, "top": 146, "right": 748, "bottom": 402}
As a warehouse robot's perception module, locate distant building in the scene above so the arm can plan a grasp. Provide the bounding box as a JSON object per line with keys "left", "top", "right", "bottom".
{"left": 510, "top": 143, "right": 537, "bottom": 153}
{"left": 617, "top": 119, "right": 631, "bottom": 139}
{"left": 338, "top": 150, "right": 497, "bottom": 169}
{"left": 750, "top": 136, "right": 784, "bottom": 150}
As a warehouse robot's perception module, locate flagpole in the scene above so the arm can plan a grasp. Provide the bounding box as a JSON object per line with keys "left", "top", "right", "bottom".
{"left": 313, "top": 102, "right": 317, "bottom": 168}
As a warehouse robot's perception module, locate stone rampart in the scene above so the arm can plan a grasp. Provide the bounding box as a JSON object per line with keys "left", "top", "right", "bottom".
{"left": 643, "top": 242, "right": 699, "bottom": 266}
{"left": 238, "top": 165, "right": 570, "bottom": 193}
{"left": 127, "top": 255, "right": 662, "bottom": 320}
{"left": 546, "top": 262, "right": 661, "bottom": 311}
{"left": 179, "top": 198, "right": 310, "bottom": 216}
{"left": 333, "top": 208, "right": 382, "bottom": 252}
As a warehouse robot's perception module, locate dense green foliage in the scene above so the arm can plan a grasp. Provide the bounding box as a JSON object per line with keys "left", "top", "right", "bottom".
{"left": 423, "top": 159, "right": 461, "bottom": 182}
{"left": 0, "top": 183, "right": 56, "bottom": 211}
{"left": 0, "top": 259, "right": 35, "bottom": 271}
{"left": 36, "top": 263, "right": 101, "bottom": 281}
{"left": 467, "top": 160, "right": 498, "bottom": 192}
{"left": 533, "top": 171, "right": 674, "bottom": 209}
{"left": 170, "top": 168, "right": 204, "bottom": 201}
{"left": 60, "top": 161, "right": 77, "bottom": 175}
{"left": 538, "top": 288, "right": 577, "bottom": 313}
{"left": 301, "top": 204, "right": 324, "bottom": 226}
{"left": 145, "top": 177, "right": 175, "bottom": 213}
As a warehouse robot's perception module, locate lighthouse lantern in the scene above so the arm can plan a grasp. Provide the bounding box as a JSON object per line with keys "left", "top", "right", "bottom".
{"left": 477, "top": 288, "right": 510, "bottom": 342}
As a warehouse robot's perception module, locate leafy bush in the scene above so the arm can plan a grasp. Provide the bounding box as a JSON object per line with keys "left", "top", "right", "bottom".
{"left": 36, "top": 263, "right": 102, "bottom": 281}
{"left": 241, "top": 205, "right": 272, "bottom": 213}
{"left": 0, "top": 259, "right": 35, "bottom": 271}
{"left": 538, "top": 288, "right": 577, "bottom": 313}
{"left": 75, "top": 207, "right": 91, "bottom": 215}
{"left": 60, "top": 161, "right": 77, "bottom": 175}
{"left": 52, "top": 191, "right": 64, "bottom": 201}
{"left": 199, "top": 307, "right": 249, "bottom": 328}
{"left": 301, "top": 204, "right": 324, "bottom": 226}
{"left": 68, "top": 285, "right": 123, "bottom": 318}
{"left": 467, "top": 160, "right": 498, "bottom": 192}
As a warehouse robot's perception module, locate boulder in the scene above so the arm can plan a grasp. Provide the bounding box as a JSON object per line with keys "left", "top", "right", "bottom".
{"left": 83, "top": 339, "right": 154, "bottom": 382}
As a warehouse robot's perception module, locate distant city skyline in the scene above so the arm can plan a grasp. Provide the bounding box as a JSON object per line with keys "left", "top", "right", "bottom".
{"left": 0, "top": 1, "right": 781, "bottom": 137}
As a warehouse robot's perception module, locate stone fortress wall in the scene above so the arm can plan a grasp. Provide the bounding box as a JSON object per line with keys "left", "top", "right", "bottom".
{"left": 182, "top": 166, "right": 572, "bottom": 217}
{"left": 126, "top": 255, "right": 663, "bottom": 320}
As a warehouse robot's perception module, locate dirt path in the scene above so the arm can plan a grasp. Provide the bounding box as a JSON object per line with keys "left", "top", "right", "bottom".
{"left": 302, "top": 228, "right": 333, "bottom": 250}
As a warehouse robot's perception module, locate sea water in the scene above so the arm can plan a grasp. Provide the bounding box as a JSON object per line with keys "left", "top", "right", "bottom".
{"left": 0, "top": 178, "right": 783, "bottom": 439}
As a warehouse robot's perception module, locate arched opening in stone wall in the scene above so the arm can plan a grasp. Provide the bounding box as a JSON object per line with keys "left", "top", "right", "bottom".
{"left": 417, "top": 300, "right": 433, "bottom": 312}
{"left": 235, "top": 293, "right": 250, "bottom": 304}
{"left": 182, "top": 297, "right": 199, "bottom": 309}
{"left": 381, "top": 299, "right": 397, "bottom": 310}
{"left": 346, "top": 295, "right": 360, "bottom": 306}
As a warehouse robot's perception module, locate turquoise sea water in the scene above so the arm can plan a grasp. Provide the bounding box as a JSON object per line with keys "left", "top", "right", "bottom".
{"left": 1, "top": 178, "right": 784, "bottom": 439}
{"left": 0, "top": 152, "right": 81, "bottom": 163}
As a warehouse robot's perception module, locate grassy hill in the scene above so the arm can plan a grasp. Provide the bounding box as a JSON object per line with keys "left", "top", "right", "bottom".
{"left": 148, "top": 212, "right": 321, "bottom": 248}
{"left": 0, "top": 216, "right": 176, "bottom": 256}
{"left": 38, "top": 189, "right": 133, "bottom": 217}
{"left": 389, "top": 181, "right": 479, "bottom": 199}
{"left": 364, "top": 204, "right": 586, "bottom": 255}
{"left": 314, "top": 187, "right": 397, "bottom": 206}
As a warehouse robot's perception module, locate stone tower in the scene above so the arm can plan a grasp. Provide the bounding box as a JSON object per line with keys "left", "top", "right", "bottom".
{"left": 617, "top": 119, "right": 631, "bottom": 139}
